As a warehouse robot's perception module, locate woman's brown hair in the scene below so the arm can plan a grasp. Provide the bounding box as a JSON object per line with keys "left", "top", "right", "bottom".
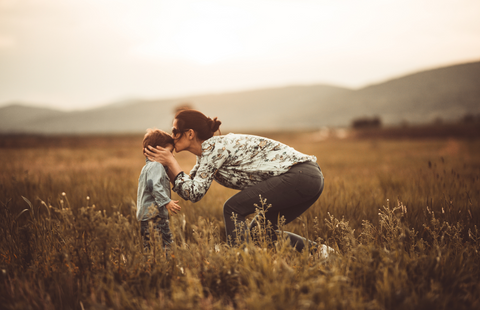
{"left": 174, "top": 109, "right": 221, "bottom": 140}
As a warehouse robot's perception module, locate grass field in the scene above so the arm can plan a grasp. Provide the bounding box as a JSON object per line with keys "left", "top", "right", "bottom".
{"left": 1, "top": 131, "right": 479, "bottom": 309}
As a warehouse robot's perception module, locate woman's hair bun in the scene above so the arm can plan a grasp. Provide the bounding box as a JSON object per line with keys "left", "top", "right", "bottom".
{"left": 209, "top": 117, "right": 222, "bottom": 133}
{"left": 175, "top": 109, "right": 221, "bottom": 139}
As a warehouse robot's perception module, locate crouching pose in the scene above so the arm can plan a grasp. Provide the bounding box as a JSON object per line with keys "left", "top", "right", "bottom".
{"left": 145, "top": 110, "right": 324, "bottom": 252}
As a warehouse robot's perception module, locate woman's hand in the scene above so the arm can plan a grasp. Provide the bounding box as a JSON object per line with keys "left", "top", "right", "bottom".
{"left": 144, "top": 145, "right": 173, "bottom": 166}
{"left": 145, "top": 145, "right": 184, "bottom": 184}
{"left": 165, "top": 200, "right": 181, "bottom": 214}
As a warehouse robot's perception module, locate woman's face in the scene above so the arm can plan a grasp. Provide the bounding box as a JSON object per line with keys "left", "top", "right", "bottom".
{"left": 164, "top": 143, "right": 174, "bottom": 153}
{"left": 171, "top": 119, "right": 190, "bottom": 153}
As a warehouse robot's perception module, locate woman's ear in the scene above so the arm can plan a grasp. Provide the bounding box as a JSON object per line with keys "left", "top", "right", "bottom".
{"left": 188, "top": 129, "right": 194, "bottom": 140}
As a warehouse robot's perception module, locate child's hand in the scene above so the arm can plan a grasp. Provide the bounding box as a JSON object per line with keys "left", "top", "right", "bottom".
{"left": 165, "top": 200, "right": 181, "bottom": 214}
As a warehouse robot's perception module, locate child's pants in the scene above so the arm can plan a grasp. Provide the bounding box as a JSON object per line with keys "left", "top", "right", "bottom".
{"left": 141, "top": 216, "right": 173, "bottom": 252}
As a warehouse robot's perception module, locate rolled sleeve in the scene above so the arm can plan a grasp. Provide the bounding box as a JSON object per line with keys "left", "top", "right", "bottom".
{"left": 172, "top": 168, "right": 214, "bottom": 202}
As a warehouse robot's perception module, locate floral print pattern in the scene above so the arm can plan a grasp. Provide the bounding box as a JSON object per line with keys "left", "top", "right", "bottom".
{"left": 172, "top": 133, "right": 317, "bottom": 202}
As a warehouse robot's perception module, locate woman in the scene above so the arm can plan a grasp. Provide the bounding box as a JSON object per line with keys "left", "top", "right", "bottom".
{"left": 145, "top": 109, "right": 324, "bottom": 252}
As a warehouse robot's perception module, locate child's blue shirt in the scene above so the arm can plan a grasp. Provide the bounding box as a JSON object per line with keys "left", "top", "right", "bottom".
{"left": 136, "top": 158, "right": 171, "bottom": 221}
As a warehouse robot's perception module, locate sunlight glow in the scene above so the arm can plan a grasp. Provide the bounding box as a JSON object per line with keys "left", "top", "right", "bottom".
{"left": 1, "top": 0, "right": 480, "bottom": 109}
{"left": 128, "top": 1, "right": 251, "bottom": 65}
{"left": 173, "top": 22, "right": 243, "bottom": 65}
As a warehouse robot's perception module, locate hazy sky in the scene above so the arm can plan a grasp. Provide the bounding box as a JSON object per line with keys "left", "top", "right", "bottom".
{"left": 1, "top": 0, "right": 479, "bottom": 110}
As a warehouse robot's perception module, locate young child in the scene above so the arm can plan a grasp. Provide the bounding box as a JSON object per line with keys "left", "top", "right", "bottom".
{"left": 137, "top": 129, "right": 181, "bottom": 253}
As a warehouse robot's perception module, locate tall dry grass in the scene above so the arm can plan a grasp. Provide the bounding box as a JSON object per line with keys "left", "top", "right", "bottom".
{"left": 0, "top": 133, "right": 479, "bottom": 309}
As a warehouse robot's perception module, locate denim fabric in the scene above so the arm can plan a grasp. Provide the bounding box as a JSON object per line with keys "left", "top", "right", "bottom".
{"left": 223, "top": 161, "right": 324, "bottom": 251}
{"left": 141, "top": 216, "right": 174, "bottom": 251}
{"left": 136, "top": 158, "right": 171, "bottom": 221}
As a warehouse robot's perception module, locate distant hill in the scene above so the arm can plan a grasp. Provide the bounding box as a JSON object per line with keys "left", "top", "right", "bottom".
{"left": 0, "top": 85, "right": 351, "bottom": 134}
{"left": 302, "top": 61, "right": 480, "bottom": 127}
{"left": 0, "top": 61, "right": 479, "bottom": 134}
{"left": 0, "top": 104, "right": 66, "bottom": 132}
{"left": 181, "top": 85, "right": 351, "bottom": 132}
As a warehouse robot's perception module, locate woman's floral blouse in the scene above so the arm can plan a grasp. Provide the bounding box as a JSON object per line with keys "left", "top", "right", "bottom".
{"left": 172, "top": 133, "right": 317, "bottom": 202}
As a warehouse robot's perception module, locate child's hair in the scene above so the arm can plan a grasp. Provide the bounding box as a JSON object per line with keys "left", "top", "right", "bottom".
{"left": 142, "top": 128, "right": 174, "bottom": 155}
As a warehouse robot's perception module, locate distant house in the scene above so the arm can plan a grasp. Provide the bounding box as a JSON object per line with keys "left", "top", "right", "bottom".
{"left": 351, "top": 116, "right": 382, "bottom": 129}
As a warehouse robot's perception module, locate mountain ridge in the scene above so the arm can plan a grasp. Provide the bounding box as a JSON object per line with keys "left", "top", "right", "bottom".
{"left": 1, "top": 61, "right": 479, "bottom": 134}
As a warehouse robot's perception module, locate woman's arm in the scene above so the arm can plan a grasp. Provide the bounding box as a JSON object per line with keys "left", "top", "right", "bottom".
{"left": 171, "top": 140, "right": 231, "bottom": 202}
{"left": 148, "top": 139, "right": 229, "bottom": 202}
{"left": 144, "top": 145, "right": 183, "bottom": 184}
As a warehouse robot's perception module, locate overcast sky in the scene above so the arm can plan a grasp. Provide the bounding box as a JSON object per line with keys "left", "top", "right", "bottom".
{"left": 1, "top": 0, "right": 479, "bottom": 110}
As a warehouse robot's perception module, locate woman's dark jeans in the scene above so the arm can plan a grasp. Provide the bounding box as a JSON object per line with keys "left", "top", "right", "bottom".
{"left": 223, "top": 161, "right": 324, "bottom": 252}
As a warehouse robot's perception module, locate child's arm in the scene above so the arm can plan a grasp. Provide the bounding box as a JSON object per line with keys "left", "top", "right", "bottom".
{"left": 165, "top": 200, "right": 181, "bottom": 214}
{"left": 148, "top": 163, "right": 175, "bottom": 216}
